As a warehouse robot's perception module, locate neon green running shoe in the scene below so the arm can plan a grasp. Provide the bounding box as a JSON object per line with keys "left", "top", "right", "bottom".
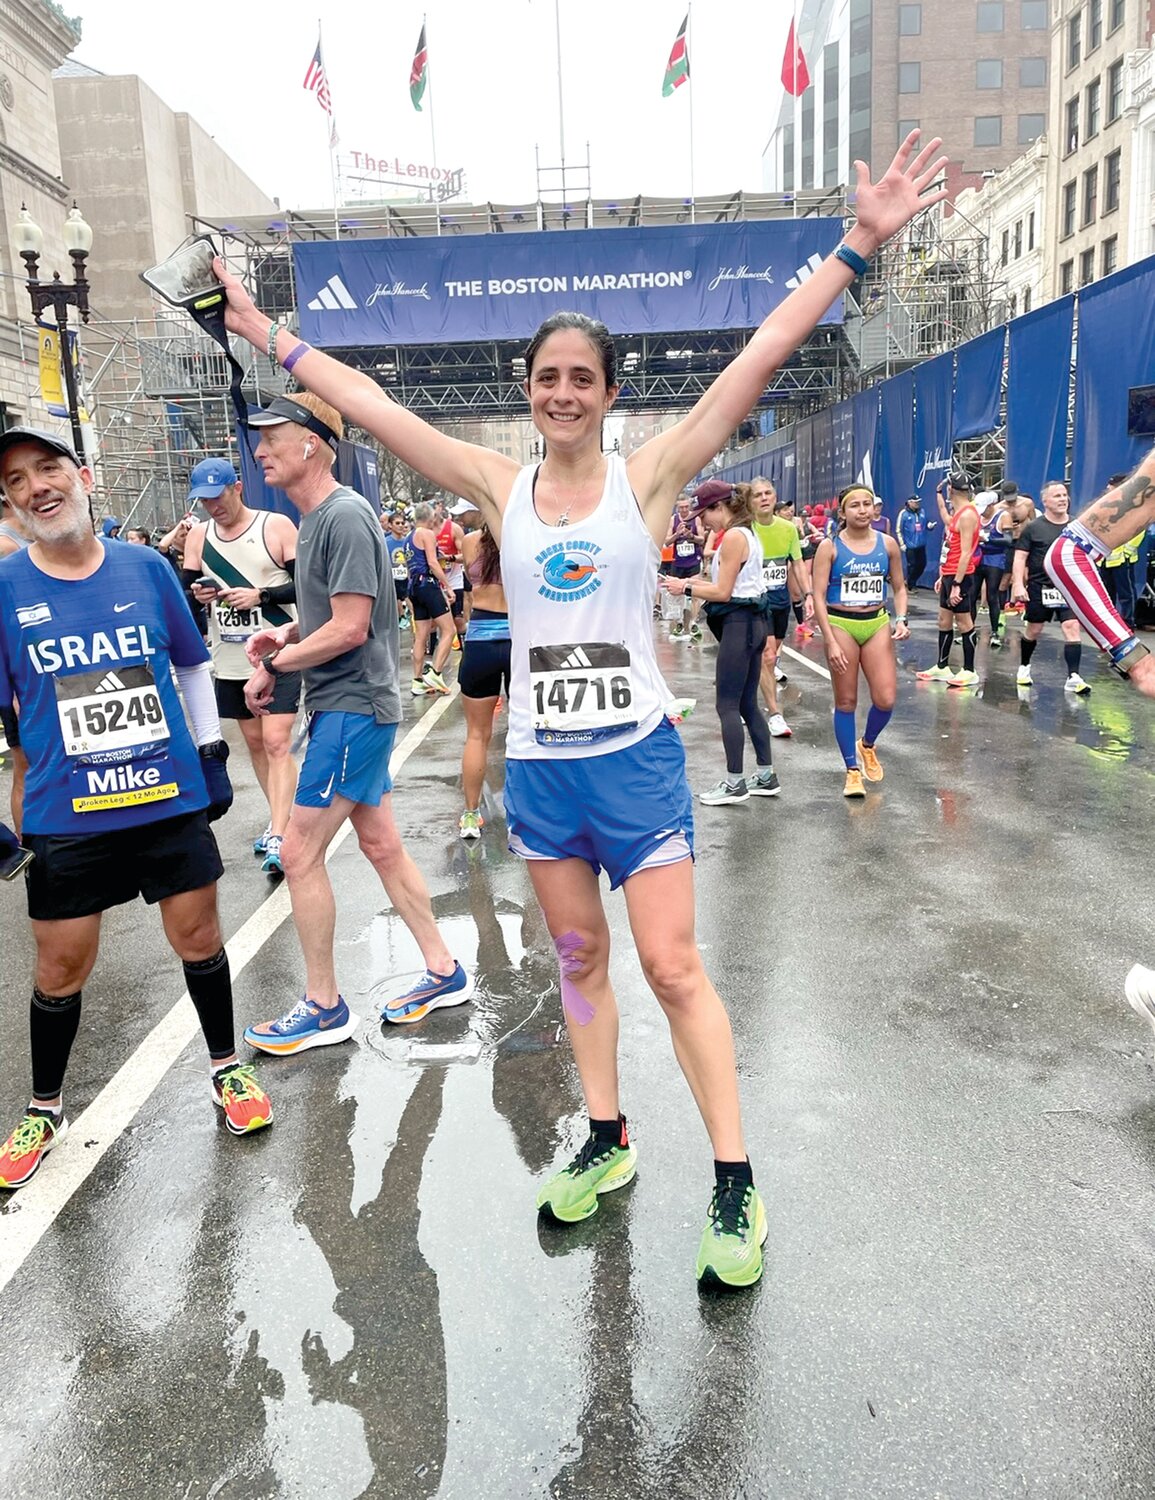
{"left": 696, "top": 1178, "right": 768, "bottom": 1289}
{"left": 536, "top": 1119, "right": 637, "bottom": 1224}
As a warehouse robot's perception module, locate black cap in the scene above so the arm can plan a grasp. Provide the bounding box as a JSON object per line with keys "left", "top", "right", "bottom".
{"left": 247, "top": 395, "right": 340, "bottom": 453}
{"left": 947, "top": 468, "right": 975, "bottom": 493}
{"left": 0, "top": 427, "right": 81, "bottom": 468}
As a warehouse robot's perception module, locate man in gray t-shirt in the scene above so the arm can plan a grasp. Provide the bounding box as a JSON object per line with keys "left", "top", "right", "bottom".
{"left": 240, "top": 394, "right": 470, "bottom": 1053}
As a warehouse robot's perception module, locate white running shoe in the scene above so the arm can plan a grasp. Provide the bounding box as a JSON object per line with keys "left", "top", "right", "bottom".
{"left": 1016, "top": 665, "right": 1033, "bottom": 687}
{"left": 1064, "top": 673, "right": 1091, "bottom": 695}
{"left": 774, "top": 664, "right": 788, "bottom": 683}
{"left": 1125, "top": 965, "right": 1155, "bottom": 1038}
{"left": 699, "top": 778, "right": 749, "bottom": 805}
{"left": 767, "top": 713, "right": 792, "bottom": 737}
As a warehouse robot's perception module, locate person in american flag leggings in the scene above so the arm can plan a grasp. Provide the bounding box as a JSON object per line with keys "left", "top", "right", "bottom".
{"left": 1043, "top": 447, "right": 1155, "bottom": 1035}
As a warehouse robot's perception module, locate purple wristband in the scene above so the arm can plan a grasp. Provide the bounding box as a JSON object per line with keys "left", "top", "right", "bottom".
{"left": 282, "top": 341, "right": 310, "bottom": 374}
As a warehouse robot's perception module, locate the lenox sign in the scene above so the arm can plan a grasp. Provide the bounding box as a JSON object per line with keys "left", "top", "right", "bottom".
{"left": 294, "top": 218, "right": 843, "bottom": 347}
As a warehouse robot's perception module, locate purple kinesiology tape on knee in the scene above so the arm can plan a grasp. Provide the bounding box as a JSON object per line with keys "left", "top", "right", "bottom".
{"left": 555, "top": 930, "right": 595, "bottom": 1026}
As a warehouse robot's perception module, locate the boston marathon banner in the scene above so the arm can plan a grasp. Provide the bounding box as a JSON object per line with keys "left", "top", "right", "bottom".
{"left": 294, "top": 220, "right": 843, "bottom": 346}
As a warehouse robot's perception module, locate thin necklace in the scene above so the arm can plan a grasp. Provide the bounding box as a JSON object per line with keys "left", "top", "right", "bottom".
{"left": 555, "top": 505, "right": 570, "bottom": 528}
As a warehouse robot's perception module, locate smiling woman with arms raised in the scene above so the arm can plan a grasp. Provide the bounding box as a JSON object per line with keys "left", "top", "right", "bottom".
{"left": 216, "top": 132, "right": 948, "bottom": 1290}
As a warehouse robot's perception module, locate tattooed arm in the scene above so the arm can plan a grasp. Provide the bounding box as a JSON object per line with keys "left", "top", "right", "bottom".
{"left": 1072, "top": 448, "right": 1155, "bottom": 550}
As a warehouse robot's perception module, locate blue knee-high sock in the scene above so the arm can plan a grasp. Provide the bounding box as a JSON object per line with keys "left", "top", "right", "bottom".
{"left": 833, "top": 708, "right": 858, "bottom": 768}
{"left": 863, "top": 704, "right": 893, "bottom": 746}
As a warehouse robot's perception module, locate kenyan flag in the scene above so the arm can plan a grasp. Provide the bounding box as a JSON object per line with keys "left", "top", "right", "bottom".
{"left": 410, "top": 22, "right": 428, "bottom": 111}
{"left": 662, "top": 14, "right": 689, "bottom": 96}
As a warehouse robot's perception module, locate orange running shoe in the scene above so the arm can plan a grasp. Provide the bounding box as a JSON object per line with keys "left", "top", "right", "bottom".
{"left": 0, "top": 1108, "right": 68, "bottom": 1189}
{"left": 212, "top": 1063, "right": 274, "bottom": 1136}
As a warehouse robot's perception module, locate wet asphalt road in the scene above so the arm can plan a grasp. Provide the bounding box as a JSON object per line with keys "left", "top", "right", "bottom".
{"left": 4, "top": 602, "right": 1155, "bottom": 1500}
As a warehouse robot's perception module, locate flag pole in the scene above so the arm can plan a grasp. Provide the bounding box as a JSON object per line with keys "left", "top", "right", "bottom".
{"left": 792, "top": 0, "right": 800, "bottom": 218}
{"left": 422, "top": 14, "right": 442, "bottom": 236}
{"left": 687, "top": 2, "right": 695, "bottom": 223}
{"left": 319, "top": 18, "right": 340, "bottom": 239}
{"left": 554, "top": 0, "right": 566, "bottom": 201}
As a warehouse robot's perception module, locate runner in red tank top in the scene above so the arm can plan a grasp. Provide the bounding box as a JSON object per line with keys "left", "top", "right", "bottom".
{"left": 915, "top": 471, "right": 982, "bottom": 686}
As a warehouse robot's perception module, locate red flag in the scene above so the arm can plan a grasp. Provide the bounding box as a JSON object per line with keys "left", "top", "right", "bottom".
{"left": 662, "top": 14, "right": 690, "bottom": 96}
{"left": 781, "top": 19, "right": 810, "bottom": 96}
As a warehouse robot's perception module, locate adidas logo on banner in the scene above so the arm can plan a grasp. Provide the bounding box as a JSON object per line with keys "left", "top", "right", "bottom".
{"left": 307, "top": 275, "right": 358, "bottom": 312}
{"left": 785, "top": 253, "right": 825, "bottom": 291}
{"left": 96, "top": 672, "right": 127, "bottom": 693}
{"left": 559, "top": 647, "right": 593, "bottom": 670}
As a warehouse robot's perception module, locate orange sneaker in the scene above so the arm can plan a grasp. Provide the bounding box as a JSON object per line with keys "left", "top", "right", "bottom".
{"left": 212, "top": 1063, "right": 273, "bottom": 1136}
{"left": 0, "top": 1108, "right": 68, "bottom": 1189}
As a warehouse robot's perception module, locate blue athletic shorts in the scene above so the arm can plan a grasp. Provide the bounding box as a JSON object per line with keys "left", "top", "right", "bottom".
{"left": 504, "top": 718, "right": 694, "bottom": 890}
{"left": 296, "top": 711, "right": 397, "bottom": 809}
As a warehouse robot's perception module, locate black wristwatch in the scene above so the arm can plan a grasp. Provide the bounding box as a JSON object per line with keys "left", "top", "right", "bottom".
{"left": 261, "top": 651, "right": 282, "bottom": 676}
{"left": 198, "top": 739, "right": 229, "bottom": 761}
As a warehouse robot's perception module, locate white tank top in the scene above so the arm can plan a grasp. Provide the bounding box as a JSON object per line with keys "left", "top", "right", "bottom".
{"left": 500, "top": 455, "right": 672, "bottom": 760}
{"left": 711, "top": 526, "right": 763, "bottom": 602}
{"left": 202, "top": 511, "right": 297, "bottom": 680}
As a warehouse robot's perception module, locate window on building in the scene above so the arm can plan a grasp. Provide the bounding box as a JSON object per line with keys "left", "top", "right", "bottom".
{"left": 1062, "top": 180, "right": 1077, "bottom": 237}
{"left": 1014, "top": 219, "right": 1023, "bottom": 257}
{"left": 1107, "top": 60, "right": 1124, "bottom": 122}
{"left": 1085, "top": 77, "right": 1101, "bottom": 139}
{"left": 1089, "top": 0, "right": 1103, "bottom": 49}
{"left": 899, "top": 61, "right": 921, "bottom": 92}
{"left": 801, "top": 89, "right": 815, "bottom": 184}
{"left": 1068, "top": 11, "right": 1082, "bottom": 71}
{"left": 1080, "top": 248, "right": 1096, "bottom": 285}
{"left": 1082, "top": 163, "right": 1099, "bottom": 224}
{"left": 1065, "top": 97, "right": 1080, "bottom": 154}
{"left": 782, "top": 122, "right": 795, "bottom": 192}
{"left": 977, "top": 58, "right": 1003, "bottom": 88}
{"left": 978, "top": 1, "right": 1005, "bottom": 30}
{"left": 1009, "top": 293, "right": 1018, "bottom": 319}
{"left": 1028, "top": 211, "right": 1036, "bottom": 249}
{"left": 1102, "top": 235, "right": 1119, "bottom": 275}
{"left": 1018, "top": 113, "right": 1046, "bottom": 144}
{"left": 1020, "top": 56, "right": 1047, "bottom": 86}
{"left": 1109, "top": 0, "right": 1125, "bottom": 31}
{"left": 1001, "top": 228, "right": 1010, "bottom": 266}
{"left": 898, "top": 118, "right": 920, "bottom": 143}
{"left": 849, "top": 0, "right": 872, "bottom": 168}
{"left": 1022, "top": 0, "right": 1048, "bottom": 25}
{"left": 974, "top": 115, "right": 1003, "bottom": 146}
{"left": 823, "top": 44, "right": 840, "bottom": 185}
{"left": 1104, "top": 147, "right": 1122, "bottom": 211}
{"left": 899, "top": 3, "right": 922, "bottom": 34}
{"left": 1060, "top": 259, "right": 1075, "bottom": 294}
{"left": 1023, "top": 287, "right": 1033, "bottom": 313}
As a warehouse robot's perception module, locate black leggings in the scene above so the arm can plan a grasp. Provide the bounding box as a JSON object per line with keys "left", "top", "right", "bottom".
{"left": 714, "top": 608, "right": 772, "bottom": 775}
{"left": 981, "top": 561, "right": 1006, "bottom": 631}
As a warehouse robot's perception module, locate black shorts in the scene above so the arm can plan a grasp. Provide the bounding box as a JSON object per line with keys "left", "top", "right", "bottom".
{"left": 1025, "top": 580, "right": 1075, "bottom": 625}
{"left": 452, "top": 587, "right": 466, "bottom": 619}
{"left": 215, "top": 671, "right": 302, "bottom": 720}
{"left": 938, "top": 573, "right": 980, "bottom": 613}
{"left": 393, "top": 577, "right": 409, "bottom": 603}
{"left": 410, "top": 579, "right": 450, "bottom": 621}
{"left": 459, "top": 636, "right": 511, "bottom": 699}
{"left": 24, "top": 809, "right": 223, "bottom": 921}
{"left": 765, "top": 605, "right": 791, "bottom": 641}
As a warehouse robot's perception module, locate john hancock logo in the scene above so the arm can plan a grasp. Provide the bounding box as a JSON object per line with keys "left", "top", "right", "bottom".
{"left": 535, "top": 539, "right": 603, "bottom": 602}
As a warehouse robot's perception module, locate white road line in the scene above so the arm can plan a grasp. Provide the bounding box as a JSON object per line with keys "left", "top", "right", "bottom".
{"left": 779, "top": 644, "right": 832, "bottom": 682}
{"left": 0, "top": 689, "right": 460, "bottom": 1298}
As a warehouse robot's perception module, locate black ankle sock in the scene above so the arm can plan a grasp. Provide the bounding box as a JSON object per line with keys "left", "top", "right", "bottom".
{"left": 183, "top": 948, "right": 236, "bottom": 1063}
{"left": 937, "top": 629, "right": 954, "bottom": 669}
{"left": 714, "top": 1157, "right": 753, "bottom": 1188}
{"left": 590, "top": 1114, "right": 626, "bottom": 1147}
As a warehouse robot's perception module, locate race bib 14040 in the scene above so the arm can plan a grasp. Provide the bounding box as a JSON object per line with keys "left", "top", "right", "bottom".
{"left": 839, "top": 571, "right": 885, "bottom": 607}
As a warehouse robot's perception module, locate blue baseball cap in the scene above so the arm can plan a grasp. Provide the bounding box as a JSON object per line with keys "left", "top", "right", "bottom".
{"left": 188, "top": 457, "right": 238, "bottom": 499}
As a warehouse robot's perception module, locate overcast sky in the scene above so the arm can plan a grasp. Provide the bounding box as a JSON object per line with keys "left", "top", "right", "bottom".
{"left": 68, "top": 1, "right": 800, "bottom": 212}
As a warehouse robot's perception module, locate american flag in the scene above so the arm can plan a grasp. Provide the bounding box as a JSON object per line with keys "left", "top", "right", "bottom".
{"left": 304, "top": 38, "right": 338, "bottom": 145}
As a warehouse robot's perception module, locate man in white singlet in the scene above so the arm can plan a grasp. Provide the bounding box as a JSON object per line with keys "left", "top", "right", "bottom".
{"left": 183, "top": 459, "right": 301, "bottom": 876}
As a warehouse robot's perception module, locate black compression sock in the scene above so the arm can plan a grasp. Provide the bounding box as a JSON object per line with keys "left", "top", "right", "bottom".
{"left": 184, "top": 948, "right": 236, "bottom": 1063}
{"left": 937, "top": 630, "right": 954, "bottom": 669}
{"left": 792, "top": 601, "right": 805, "bottom": 625}
{"left": 961, "top": 629, "right": 977, "bottom": 671}
{"left": 30, "top": 987, "right": 82, "bottom": 1102}
{"left": 714, "top": 1157, "right": 754, "bottom": 1188}
{"left": 590, "top": 1114, "right": 627, "bottom": 1148}
{"left": 1021, "top": 638, "right": 1038, "bottom": 666}
{"left": 1064, "top": 642, "right": 1082, "bottom": 675}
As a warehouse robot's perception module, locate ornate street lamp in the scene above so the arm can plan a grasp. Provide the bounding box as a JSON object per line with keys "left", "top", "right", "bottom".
{"left": 15, "top": 202, "right": 93, "bottom": 457}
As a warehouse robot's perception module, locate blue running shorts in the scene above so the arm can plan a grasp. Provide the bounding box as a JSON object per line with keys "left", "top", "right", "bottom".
{"left": 296, "top": 711, "right": 397, "bottom": 809}
{"left": 504, "top": 719, "right": 694, "bottom": 890}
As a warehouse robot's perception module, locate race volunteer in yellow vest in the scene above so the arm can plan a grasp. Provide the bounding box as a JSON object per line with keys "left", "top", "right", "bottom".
{"left": 183, "top": 459, "right": 300, "bottom": 877}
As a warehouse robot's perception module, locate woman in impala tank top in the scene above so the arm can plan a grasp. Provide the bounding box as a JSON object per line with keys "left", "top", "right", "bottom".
{"left": 215, "top": 132, "right": 949, "bottom": 1291}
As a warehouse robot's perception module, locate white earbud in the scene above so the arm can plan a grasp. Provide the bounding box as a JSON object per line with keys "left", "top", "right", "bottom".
{"left": 302, "top": 441, "right": 313, "bottom": 459}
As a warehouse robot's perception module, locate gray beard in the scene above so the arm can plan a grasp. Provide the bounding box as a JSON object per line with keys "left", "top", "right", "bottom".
{"left": 23, "top": 501, "right": 92, "bottom": 548}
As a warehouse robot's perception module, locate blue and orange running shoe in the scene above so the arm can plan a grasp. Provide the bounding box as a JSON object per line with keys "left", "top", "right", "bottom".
{"left": 380, "top": 962, "right": 471, "bottom": 1025}
{"left": 244, "top": 995, "right": 359, "bottom": 1055}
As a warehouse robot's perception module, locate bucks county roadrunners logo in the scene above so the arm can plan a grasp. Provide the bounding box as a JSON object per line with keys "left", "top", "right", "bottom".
{"left": 535, "top": 539, "right": 603, "bottom": 602}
